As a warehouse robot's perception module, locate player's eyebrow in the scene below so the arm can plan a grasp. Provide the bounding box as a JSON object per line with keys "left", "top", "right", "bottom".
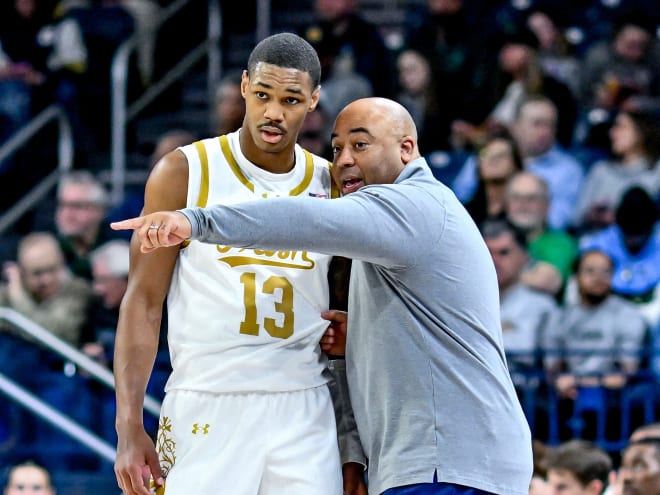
{"left": 252, "top": 80, "right": 305, "bottom": 96}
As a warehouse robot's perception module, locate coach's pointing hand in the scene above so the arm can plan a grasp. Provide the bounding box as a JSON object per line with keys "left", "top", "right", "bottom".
{"left": 111, "top": 211, "right": 192, "bottom": 253}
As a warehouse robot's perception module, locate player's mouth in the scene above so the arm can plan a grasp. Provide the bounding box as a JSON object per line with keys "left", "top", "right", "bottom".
{"left": 259, "top": 125, "right": 284, "bottom": 144}
{"left": 341, "top": 176, "right": 364, "bottom": 194}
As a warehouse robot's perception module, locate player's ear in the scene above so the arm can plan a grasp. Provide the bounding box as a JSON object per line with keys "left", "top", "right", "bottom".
{"left": 240, "top": 70, "right": 249, "bottom": 97}
{"left": 309, "top": 85, "right": 321, "bottom": 112}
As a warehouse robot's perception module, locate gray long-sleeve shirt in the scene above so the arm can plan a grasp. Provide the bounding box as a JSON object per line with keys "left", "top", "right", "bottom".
{"left": 182, "top": 158, "right": 533, "bottom": 495}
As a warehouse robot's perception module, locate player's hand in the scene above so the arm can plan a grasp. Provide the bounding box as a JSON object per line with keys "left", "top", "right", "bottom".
{"left": 342, "top": 462, "right": 368, "bottom": 495}
{"left": 111, "top": 211, "right": 192, "bottom": 253}
{"left": 320, "top": 310, "right": 347, "bottom": 356}
{"left": 115, "top": 426, "right": 164, "bottom": 495}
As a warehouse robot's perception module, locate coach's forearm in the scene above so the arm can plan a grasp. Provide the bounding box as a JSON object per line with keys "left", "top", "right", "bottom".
{"left": 180, "top": 191, "right": 413, "bottom": 267}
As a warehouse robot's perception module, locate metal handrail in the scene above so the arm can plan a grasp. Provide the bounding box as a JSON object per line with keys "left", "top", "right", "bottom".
{"left": 0, "top": 372, "right": 116, "bottom": 463}
{"left": 110, "top": 0, "right": 222, "bottom": 206}
{"left": 0, "top": 307, "right": 161, "bottom": 416}
{"left": 0, "top": 105, "right": 74, "bottom": 235}
{"left": 0, "top": 0, "right": 222, "bottom": 234}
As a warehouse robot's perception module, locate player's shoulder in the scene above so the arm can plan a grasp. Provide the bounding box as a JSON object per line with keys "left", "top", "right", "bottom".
{"left": 152, "top": 147, "right": 190, "bottom": 179}
{"left": 144, "top": 148, "right": 190, "bottom": 209}
{"left": 297, "top": 144, "right": 331, "bottom": 167}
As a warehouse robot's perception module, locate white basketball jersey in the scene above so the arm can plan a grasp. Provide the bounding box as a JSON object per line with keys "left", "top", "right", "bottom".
{"left": 165, "top": 130, "right": 337, "bottom": 393}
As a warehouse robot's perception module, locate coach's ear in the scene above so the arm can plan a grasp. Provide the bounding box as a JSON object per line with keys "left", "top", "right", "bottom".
{"left": 400, "top": 135, "right": 416, "bottom": 164}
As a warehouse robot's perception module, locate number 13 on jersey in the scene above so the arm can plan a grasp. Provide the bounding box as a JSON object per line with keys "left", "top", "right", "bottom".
{"left": 239, "top": 272, "right": 295, "bottom": 339}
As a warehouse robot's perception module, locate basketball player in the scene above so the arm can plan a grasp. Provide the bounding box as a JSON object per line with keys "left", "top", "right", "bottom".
{"left": 113, "top": 33, "right": 343, "bottom": 495}
{"left": 113, "top": 97, "right": 534, "bottom": 495}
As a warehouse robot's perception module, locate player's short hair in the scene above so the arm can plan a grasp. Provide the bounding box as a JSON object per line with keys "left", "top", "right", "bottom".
{"left": 247, "top": 32, "right": 321, "bottom": 88}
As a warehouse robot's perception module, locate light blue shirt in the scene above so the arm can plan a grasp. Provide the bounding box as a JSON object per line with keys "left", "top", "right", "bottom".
{"left": 579, "top": 223, "right": 660, "bottom": 298}
{"left": 527, "top": 146, "right": 585, "bottom": 230}
{"left": 451, "top": 146, "right": 584, "bottom": 230}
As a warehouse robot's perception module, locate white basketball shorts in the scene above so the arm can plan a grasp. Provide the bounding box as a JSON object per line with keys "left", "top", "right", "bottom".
{"left": 154, "top": 385, "right": 342, "bottom": 494}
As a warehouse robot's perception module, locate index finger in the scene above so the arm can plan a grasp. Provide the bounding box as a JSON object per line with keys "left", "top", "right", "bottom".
{"left": 111, "top": 217, "right": 148, "bottom": 231}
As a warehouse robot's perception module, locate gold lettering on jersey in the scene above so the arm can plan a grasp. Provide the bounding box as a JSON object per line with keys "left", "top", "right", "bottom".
{"left": 192, "top": 423, "right": 210, "bottom": 435}
{"left": 215, "top": 245, "right": 316, "bottom": 270}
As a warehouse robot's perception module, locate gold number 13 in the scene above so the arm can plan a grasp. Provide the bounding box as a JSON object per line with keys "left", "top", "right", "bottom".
{"left": 239, "top": 272, "right": 294, "bottom": 339}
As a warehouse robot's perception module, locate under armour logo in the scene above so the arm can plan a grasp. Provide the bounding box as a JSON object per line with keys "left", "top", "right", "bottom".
{"left": 192, "top": 423, "right": 210, "bottom": 435}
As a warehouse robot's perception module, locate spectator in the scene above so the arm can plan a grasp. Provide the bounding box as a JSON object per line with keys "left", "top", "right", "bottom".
{"left": 0, "top": 0, "right": 52, "bottom": 145}
{"left": 512, "top": 96, "right": 584, "bottom": 230}
{"left": 578, "top": 12, "right": 660, "bottom": 115}
{"left": 299, "top": 0, "right": 393, "bottom": 123}
{"left": 304, "top": 0, "right": 394, "bottom": 97}
{"left": 83, "top": 239, "right": 130, "bottom": 367}
{"left": 450, "top": 24, "right": 577, "bottom": 151}
{"left": 395, "top": 48, "right": 451, "bottom": 153}
{"left": 544, "top": 249, "right": 647, "bottom": 401}
{"left": 530, "top": 439, "right": 553, "bottom": 495}
{"left": 211, "top": 69, "right": 244, "bottom": 136}
{"left": 0, "top": 231, "right": 92, "bottom": 348}
{"left": 55, "top": 170, "right": 114, "bottom": 279}
{"left": 3, "top": 460, "right": 56, "bottom": 495}
{"left": 578, "top": 186, "right": 660, "bottom": 328}
{"left": 505, "top": 171, "right": 577, "bottom": 297}
{"left": 482, "top": 218, "right": 559, "bottom": 374}
{"left": 0, "top": 0, "right": 89, "bottom": 160}
{"left": 545, "top": 439, "right": 612, "bottom": 495}
{"left": 616, "top": 426, "right": 660, "bottom": 495}
{"left": 0, "top": 231, "right": 94, "bottom": 460}
{"left": 403, "top": 0, "right": 499, "bottom": 139}
{"left": 453, "top": 96, "right": 585, "bottom": 230}
{"left": 573, "top": 109, "right": 660, "bottom": 234}
{"left": 121, "top": 0, "right": 161, "bottom": 86}
{"left": 525, "top": 5, "right": 580, "bottom": 97}
{"left": 0, "top": 0, "right": 87, "bottom": 182}
{"left": 605, "top": 423, "right": 660, "bottom": 495}
{"left": 463, "top": 129, "right": 523, "bottom": 227}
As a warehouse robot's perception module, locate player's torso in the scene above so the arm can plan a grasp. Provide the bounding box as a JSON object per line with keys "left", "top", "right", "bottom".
{"left": 166, "top": 131, "right": 335, "bottom": 393}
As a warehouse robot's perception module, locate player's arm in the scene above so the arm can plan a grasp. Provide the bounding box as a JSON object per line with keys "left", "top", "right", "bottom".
{"left": 321, "top": 256, "right": 351, "bottom": 355}
{"left": 113, "top": 150, "right": 188, "bottom": 495}
{"left": 327, "top": 359, "right": 368, "bottom": 494}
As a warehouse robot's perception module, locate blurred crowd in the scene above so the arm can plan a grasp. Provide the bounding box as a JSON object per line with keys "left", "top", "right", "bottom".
{"left": 0, "top": 0, "right": 659, "bottom": 486}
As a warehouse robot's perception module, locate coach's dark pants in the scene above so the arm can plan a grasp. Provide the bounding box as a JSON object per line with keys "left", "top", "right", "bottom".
{"left": 382, "top": 473, "right": 497, "bottom": 495}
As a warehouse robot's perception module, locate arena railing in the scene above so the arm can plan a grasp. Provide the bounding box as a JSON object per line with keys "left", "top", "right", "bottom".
{"left": 0, "top": 307, "right": 163, "bottom": 462}
{"left": 0, "top": 0, "right": 223, "bottom": 237}
{"left": 0, "top": 104, "right": 74, "bottom": 236}
{"left": 109, "top": 0, "right": 222, "bottom": 206}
